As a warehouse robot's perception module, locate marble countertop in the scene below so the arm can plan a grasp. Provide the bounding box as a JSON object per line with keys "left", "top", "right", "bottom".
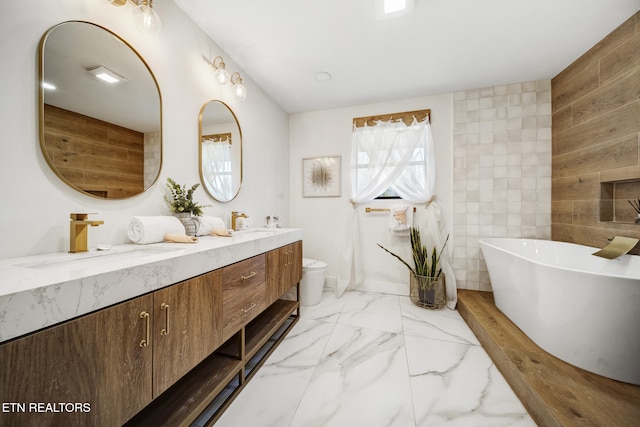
{"left": 0, "top": 228, "right": 302, "bottom": 343}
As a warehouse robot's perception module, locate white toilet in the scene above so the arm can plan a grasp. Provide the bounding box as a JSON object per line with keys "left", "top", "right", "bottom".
{"left": 300, "top": 258, "right": 327, "bottom": 306}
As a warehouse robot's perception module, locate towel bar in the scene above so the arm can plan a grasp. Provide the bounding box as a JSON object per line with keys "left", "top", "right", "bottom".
{"left": 365, "top": 207, "right": 416, "bottom": 213}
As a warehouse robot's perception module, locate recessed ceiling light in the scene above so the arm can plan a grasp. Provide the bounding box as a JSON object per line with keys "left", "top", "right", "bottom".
{"left": 87, "top": 66, "right": 128, "bottom": 85}
{"left": 376, "top": 0, "right": 414, "bottom": 19}
{"left": 42, "top": 82, "right": 56, "bottom": 90}
{"left": 385, "top": 0, "right": 406, "bottom": 13}
{"left": 315, "top": 71, "right": 332, "bottom": 83}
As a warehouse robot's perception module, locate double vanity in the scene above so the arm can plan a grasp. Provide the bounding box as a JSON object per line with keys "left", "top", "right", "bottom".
{"left": 0, "top": 228, "right": 303, "bottom": 426}
{"left": 1, "top": 17, "right": 298, "bottom": 426}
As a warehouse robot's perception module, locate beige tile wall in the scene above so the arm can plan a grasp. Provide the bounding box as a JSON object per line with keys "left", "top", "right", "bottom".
{"left": 452, "top": 81, "right": 552, "bottom": 291}
{"left": 144, "top": 131, "right": 162, "bottom": 188}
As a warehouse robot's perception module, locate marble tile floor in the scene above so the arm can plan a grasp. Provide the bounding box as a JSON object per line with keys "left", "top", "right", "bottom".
{"left": 215, "top": 291, "right": 536, "bottom": 427}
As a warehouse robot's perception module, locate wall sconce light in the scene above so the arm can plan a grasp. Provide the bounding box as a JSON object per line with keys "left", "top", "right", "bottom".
{"left": 101, "top": 0, "right": 162, "bottom": 34}
{"left": 211, "top": 56, "right": 230, "bottom": 85}
{"left": 205, "top": 56, "right": 248, "bottom": 100}
{"left": 231, "top": 72, "right": 247, "bottom": 101}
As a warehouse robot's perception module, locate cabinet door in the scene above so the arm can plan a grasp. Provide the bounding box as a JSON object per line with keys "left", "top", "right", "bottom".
{"left": 290, "top": 240, "right": 303, "bottom": 286}
{"left": 152, "top": 269, "right": 223, "bottom": 397}
{"left": 267, "top": 241, "right": 303, "bottom": 305}
{"left": 266, "top": 245, "right": 286, "bottom": 305}
{"left": 222, "top": 254, "right": 266, "bottom": 341}
{"left": 0, "top": 294, "right": 154, "bottom": 427}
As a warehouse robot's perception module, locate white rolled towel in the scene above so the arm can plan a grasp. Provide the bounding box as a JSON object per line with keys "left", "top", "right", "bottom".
{"left": 194, "top": 216, "right": 226, "bottom": 236}
{"left": 389, "top": 204, "right": 413, "bottom": 235}
{"left": 128, "top": 216, "right": 185, "bottom": 244}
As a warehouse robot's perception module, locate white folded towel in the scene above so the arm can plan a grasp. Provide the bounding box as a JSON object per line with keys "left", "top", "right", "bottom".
{"left": 194, "top": 216, "right": 226, "bottom": 236}
{"left": 128, "top": 216, "right": 185, "bottom": 244}
{"left": 389, "top": 205, "right": 413, "bottom": 235}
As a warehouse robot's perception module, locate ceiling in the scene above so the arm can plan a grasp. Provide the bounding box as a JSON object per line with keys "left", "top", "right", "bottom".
{"left": 173, "top": 0, "right": 640, "bottom": 113}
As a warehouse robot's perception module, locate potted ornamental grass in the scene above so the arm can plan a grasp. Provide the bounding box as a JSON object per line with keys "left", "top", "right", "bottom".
{"left": 378, "top": 227, "right": 448, "bottom": 309}
{"left": 164, "top": 177, "right": 210, "bottom": 236}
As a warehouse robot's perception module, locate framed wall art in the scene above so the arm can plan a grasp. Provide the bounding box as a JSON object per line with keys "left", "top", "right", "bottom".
{"left": 302, "top": 156, "right": 341, "bottom": 197}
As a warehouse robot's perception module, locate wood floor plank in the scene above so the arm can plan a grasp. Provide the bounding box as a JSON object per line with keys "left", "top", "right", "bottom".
{"left": 457, "top": 289, "right": 640, "bottom": 427}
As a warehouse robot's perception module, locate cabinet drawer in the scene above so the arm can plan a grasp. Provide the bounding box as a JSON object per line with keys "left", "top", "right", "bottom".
{"left": 222, "top": 254, "right": 266, "bottom": 340}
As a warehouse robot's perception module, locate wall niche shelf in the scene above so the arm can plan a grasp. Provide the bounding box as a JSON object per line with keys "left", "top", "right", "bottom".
{"left": 599, "top": 177, "right": 640, "bottom": 225}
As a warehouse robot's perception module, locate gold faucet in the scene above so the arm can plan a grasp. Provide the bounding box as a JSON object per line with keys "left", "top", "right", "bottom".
{"left": 231, "top": 211, "right": 247, "bottom": 231}
{"left": 69, "top": 213, "right": 104, "bottom": 253}
{"left": 593, "top": 236, "right": 640, "bottom": 259}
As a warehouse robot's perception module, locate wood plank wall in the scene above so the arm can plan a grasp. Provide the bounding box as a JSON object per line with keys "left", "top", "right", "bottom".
{"left": 551, "top": 10, "right": 640, "bottom": 246}
{"left": 43, "top": 104, "right": 144, "bottom": 198}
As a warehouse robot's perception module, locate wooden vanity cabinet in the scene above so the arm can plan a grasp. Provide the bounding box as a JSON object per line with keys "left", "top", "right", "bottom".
{"left": 0, "top": 293, "right": 154, "bottom": 427}
{"left": 0, "top": 241, "right": 302, "bottom": 427}
{"left": 266, "top": 240, "right": 303, "bottom": 304}
{"left": 0, "top": 269, "right": 223, "bottom": 426}
{"left": 152, "top": 269, "right": 223, "bottom": 397}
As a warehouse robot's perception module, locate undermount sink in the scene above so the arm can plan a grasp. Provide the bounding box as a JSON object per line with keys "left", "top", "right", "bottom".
{"left": 16, "top": 247, "right": 179, "bottom": 271}
{"left": 232, "top": 228, "right": 277, "bottom": 236}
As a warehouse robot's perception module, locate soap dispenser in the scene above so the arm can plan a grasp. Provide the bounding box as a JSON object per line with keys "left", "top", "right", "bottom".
{"left": 231, "top": 211, "right": 248, "bottom": 231}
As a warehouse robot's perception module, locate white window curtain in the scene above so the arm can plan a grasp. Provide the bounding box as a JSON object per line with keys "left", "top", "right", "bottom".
{"left": 337, "top": 118, "right": 457, "bottom": 309}
{"left": 202, "top": 139, "right": 233, "bottom": 201}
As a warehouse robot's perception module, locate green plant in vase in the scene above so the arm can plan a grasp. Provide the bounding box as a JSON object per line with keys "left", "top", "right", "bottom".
{"left": 164, "top": 177, "right": 210, "bottom": 236}
{"left": 164, "top": 177, "right": 209, "bottom": 216}
{"left": 378, "top": 227, "right": 449, "bottom": 308}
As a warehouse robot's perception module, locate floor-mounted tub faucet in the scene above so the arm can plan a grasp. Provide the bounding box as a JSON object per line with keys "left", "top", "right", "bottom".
{"left": 593, "top": 236, "right": 640, "bottom": 259}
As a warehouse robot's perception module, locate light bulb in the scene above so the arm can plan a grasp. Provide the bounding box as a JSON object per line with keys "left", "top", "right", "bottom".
{"left": 133, "top": 2, "right": 161, "bottom": 34}
{"left": 214, "top": 68, "right": 230, "bottom": 85}
{"left": 212, "top": 57, "right": 230, "bottom": 85}
{"left": 233, "top": 81, "right": 247, "bottom": 101}
{"left": 231, "top": 73, "right": 247, "bottom": 101}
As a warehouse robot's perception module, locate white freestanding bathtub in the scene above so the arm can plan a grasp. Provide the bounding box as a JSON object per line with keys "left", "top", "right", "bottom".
{"left": 479, "top": 238, "right": 640, "bottom": 385}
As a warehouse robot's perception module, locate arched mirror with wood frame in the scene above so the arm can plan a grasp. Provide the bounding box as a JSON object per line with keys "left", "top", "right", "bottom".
{"left": 199, "top": 100, "right": 242, "bottom": 203}
{"left": 39, "top": 21, "right": 162, "bottom": 199}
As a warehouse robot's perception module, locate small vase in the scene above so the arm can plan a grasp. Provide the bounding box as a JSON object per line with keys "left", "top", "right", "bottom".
{"left": 410, "top": 273, "right": 446, "bottom": 309}
{"left": 175, "top": 212, "right": 197, "bottom": 236}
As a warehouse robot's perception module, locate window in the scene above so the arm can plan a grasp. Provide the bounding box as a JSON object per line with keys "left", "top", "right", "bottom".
{"left": 377, "top": 188, "right": 400, "bottom": 199}
{"left": 352, "top": 109, "right": 430, "bottom": 200}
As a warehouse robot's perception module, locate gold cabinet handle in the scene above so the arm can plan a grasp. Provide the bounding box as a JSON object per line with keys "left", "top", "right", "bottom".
{"left": 160, "top": 303, "right": 169, "bottom": 336}
{"left": 241, "top": 301, "right": 257, "bottom": 314}
{"left": 139, "top": 311, "right": 150, "bottom": 348}
{"left": 241, "top": 271, "right": 256, "bottom": 281}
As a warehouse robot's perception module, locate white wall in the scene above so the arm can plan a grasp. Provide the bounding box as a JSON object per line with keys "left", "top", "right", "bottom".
{"left": 0, "top": 0, "right": 289, "bottom": 260}
{"left": 289, "top": 94, "right": 453, "bottom": 294}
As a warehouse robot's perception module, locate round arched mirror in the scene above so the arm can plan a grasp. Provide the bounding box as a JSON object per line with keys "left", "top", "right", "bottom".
{"left": 199, "top": 100, "right": 242, "bottom": 202}
{"left": 39, "top": 21, "right": 162, "bottom": 199}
